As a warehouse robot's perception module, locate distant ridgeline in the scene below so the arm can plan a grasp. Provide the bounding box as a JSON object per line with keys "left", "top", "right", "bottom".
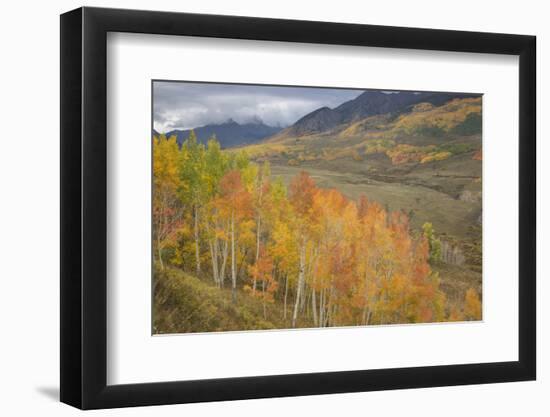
{"left": 152, "top": 90, "right": 481, "bottom": 152}
{"left": 275, "top": 90, "right": 481, "bottom": 138}
{"left": 153, "top": 119, "right": 281, "bottom": 149}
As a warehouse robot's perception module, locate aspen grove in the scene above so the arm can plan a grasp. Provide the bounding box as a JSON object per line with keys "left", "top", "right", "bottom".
{"left": 153, "top": 132, "right": 481, "bottom": 329}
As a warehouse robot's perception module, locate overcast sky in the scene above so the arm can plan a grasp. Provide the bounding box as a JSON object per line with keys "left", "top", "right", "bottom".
{"left": 153, "top": 81, "right": 363, "bottom": 132}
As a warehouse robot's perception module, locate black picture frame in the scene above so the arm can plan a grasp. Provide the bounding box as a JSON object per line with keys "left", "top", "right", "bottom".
{"left": 60, "top": 6, "right": 536, "bottom": 410}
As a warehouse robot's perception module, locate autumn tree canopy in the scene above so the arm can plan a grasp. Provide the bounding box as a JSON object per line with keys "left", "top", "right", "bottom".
{"left": 153, "top": 133, "right": 481, "bottom": 328}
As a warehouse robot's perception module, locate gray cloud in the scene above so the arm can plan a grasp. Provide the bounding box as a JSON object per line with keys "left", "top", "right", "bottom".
{"left": 153, "top": 81, "right": 362, "bottom": 132}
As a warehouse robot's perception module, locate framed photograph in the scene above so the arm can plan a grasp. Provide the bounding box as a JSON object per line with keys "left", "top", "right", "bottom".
{"left": 60, "top": 6, "right": 536, "bottom": 409}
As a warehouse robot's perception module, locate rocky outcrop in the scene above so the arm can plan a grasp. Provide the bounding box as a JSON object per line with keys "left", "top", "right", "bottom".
{"left": 441, "top": 240, "right": 465, "bottom": 266}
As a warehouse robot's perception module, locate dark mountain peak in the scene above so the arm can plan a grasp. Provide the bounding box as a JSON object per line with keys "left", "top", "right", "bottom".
{"left": 336, "top": 91, "right": 422, "bottom": 120}
{"left": 309, "top": 106, "right": 332, "bottom": 114}
{"left": 222, "top": 118, "right": 238, "bottom": 125}
{"left": 289, "top": 106, "right": 341, "bottom": 136}
{"left": 285, "top": 90, "right": 479, "bottom": 137}
{"left": 354, "top": 90, "right": 388, "bottom": 100}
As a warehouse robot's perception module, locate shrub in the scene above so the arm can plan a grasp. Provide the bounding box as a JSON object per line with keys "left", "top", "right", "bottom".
{"left": 420, "top": 151, "right": 452, "bottom": 164}
{"left": 414, "top": 125, "right": 445, "bottom": 137}
{"left": 287, "top": 159, "right": 300, "bottom": 166}
{"left": 452, "top": 112, "right": 482, "bottom": 135}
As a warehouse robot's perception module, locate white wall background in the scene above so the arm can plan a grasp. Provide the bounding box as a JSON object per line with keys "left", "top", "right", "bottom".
{"left": 0, "top": 0, "right": 545, "bottom": 415}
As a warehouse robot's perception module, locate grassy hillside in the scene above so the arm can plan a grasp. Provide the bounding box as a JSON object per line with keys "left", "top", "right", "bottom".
{"left": 338, "top": 97, "right": 481, "bottom": 138}
{"left": 434, "top": 263, "right": 482, "bottom": 311}
{"left": 153, "top": 267, "right": 314, "bottom": 334}
{"left": 154, "top": 262, "right": 479, "bottom": 334}
{"left": 237, "top": 98, "right": 482, "bottom": 180}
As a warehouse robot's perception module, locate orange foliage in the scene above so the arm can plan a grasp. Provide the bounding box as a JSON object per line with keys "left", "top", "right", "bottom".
{"left": 464, "top": 288, "right": 482, "bottom": 320}
{"left": 153, "top": 136, "right": 475, "bottom": 328}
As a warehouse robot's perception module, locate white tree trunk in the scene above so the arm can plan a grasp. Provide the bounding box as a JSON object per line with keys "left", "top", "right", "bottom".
{"left": 311, "top": 288, "right": 318, "bottom": 326}
{"left": 262, "top": 280, "right": 267, "bottom": 319}
{"left": 156, "top": 195, "right": 166, "bottom": 270}
{"left": 208, "top": 239, "right": 219, "bottom": 285}
{"left": 292, "top": 242, "right": 306, "bottom": 328}
{"left": 319, "top": 288, "right": 325, "bottom": 327}
{"left": 253, "top": 215, "right": 261, "bottom": 294}
{"left": 194, "top": 205, "right": 201, "bottom": 275}
{"left": 283, "top": 275, "right": 289, "bottom": 320}
{"left": 157, "top": 234, "right": 164, "bottom": 270}
{"left": 220, "top": 239, "right": 228, "bottom": 288}
{"left": 231, "top": 212, "right": 237, "bottom": 302}
{"left": 253, "top": 176, "right": 264, "bottom": 293}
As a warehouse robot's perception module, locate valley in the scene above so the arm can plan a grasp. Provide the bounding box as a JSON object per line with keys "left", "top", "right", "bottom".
{"left": 153, "top": 86, "right": 483, "bottom": 333}
{"left": 237, "top": 94, "right": 483, "bottom": 314}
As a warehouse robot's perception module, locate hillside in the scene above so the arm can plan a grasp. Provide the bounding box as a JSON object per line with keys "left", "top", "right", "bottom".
{"left": 153, "top": 262, "right": 478, "bottom": 334}
{"left": 153, "top": 267, "right": 313, "bottom": 334}
{"left": 240, "top": 98, "right": 482, "bottom": 200}
{"left": 152, "top": 88, "right": 483, "bottom": 334}
{"left": 274, "top": 90, "right": 480, "bottom": 138}
{"left": 239, "top": 96, "right": 482, "bottom": 277}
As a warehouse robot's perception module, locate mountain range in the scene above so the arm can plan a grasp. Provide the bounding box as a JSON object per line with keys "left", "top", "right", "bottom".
{"left": 235, "top": 91, "right": 482, "bottom": 244}
{"left": 276, "top": 90, "right": 479, "bottom": 138}
{"left": 153, "top": 89, "right": 480, "bottom": 149}
{"left": 158, "top": 119, "right": 281, "bottom": 149}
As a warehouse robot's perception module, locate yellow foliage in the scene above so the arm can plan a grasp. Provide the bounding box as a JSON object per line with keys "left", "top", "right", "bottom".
{"left": 153, "top": 124, "right": 481, "bottom": 330}
{"left": 420, "top": 151, "right": 452, "bottom": 164}
{"left": 464, "top": 288, "right": 482, "bottom": 320}
{"left": 363, "top": 138, "right": 395, "bottom": 155}
{"left": 412, "top": 102, "right": 435, "bottom": 112}
{"left": 287, "top": 159, "right": 300, "bottom": 166}
{"left": 393, "top": 97, "right": 482, "bottom": 134}
{"left": 386, "top": 144, "right": 436, "bottom": 164}
{"left": 339, "top": 114, "right": 392, "bottom": 137}
{"left": 232, "top": 143, "right": 288, "bottom": 159}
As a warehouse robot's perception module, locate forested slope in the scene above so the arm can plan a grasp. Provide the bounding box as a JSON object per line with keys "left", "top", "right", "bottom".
{"left": 153, "top": 129, "right": 482, "bottom": 333}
